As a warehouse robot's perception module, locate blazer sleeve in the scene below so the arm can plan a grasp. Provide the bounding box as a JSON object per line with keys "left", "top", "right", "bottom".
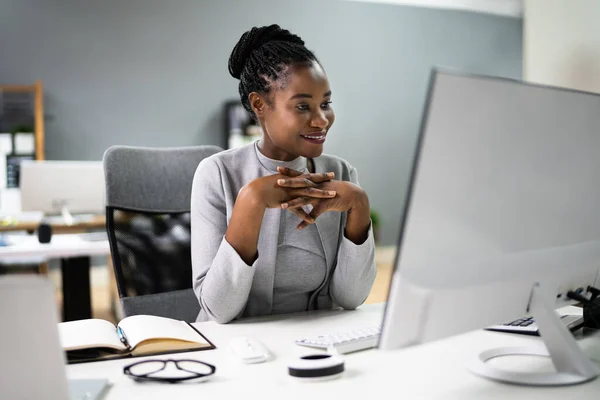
{"left": 190, "top": 158, "right": 256, "bottom": 323}
{"left": 329, "top": 166, "right": 377, "bottom": 309}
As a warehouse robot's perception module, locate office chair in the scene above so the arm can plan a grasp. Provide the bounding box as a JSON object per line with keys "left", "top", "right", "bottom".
{"left": 103, "top": 145, "right": 222, "bottom": 323}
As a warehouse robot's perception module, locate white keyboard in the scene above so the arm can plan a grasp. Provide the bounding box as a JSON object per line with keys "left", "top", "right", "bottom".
{"left": 294, "top": 326, "right": 380, "bottom": 354}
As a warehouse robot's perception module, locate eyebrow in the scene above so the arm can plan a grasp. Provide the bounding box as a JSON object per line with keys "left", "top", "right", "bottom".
{"left": 289, "top": 91, "right": 332, "bottom": 100}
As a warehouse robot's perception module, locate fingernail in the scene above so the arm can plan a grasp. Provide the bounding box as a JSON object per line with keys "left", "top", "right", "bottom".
{"left": 297, "top": 225, "right": 305, "bottom": 230}
{"left": 277, "top": 179, "right": 285, "bottom": 185}
{"left": 281, "top": 203, "right": 288, "bottom": 209}
{"left": 328, "top": 172, "right": 334, "bottom": 177}
{"left": 328, "top": 191, "right": 336, "bottom": 196}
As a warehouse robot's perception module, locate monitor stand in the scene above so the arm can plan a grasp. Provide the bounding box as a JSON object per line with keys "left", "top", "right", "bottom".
{"left": 469, "top": 283, "right": 599, "bottom": 386}
{"left": 61, "top": 205, "right": 74, "bottom": 226}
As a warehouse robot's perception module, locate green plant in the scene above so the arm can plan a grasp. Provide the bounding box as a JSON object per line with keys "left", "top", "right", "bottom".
{"left": 370, "top": 209, "right": 382, "bottom": 244}
{"left": 370, "top": 209, "right": 380, "bottom": 229}
{"left": 10, "top": 124, "right": 34, "bottom": 134}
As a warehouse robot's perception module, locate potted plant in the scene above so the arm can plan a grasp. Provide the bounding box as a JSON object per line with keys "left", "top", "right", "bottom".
{"left": 9, "top": 124, "right": 35, "bottom": 156}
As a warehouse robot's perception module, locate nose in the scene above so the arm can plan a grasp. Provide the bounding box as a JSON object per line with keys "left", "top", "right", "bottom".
{"left": 310, "top": 110, "right": 329, "bottom": 130}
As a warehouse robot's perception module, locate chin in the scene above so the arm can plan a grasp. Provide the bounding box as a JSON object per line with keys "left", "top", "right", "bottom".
{"left": 302, "top": 146, "right": 324, "bottom": 159}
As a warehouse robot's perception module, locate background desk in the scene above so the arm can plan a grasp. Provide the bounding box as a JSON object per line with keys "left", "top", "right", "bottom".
{"left": 0, "top": 234, "right": 110, "bottom": 321}
{"left": 67, "top": 303, "right": 600, "bottom": 399}
{"left": 0, "top": 214, "right": 106, "bottom": 234}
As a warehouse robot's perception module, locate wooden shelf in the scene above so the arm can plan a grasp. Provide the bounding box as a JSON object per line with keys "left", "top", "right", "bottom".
{"left": 0, "top": 80, "right": 45, "bottom": 160}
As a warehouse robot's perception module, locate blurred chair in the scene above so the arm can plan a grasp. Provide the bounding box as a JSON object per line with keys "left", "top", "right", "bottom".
{"left": 103, "top": 145, "right": 222, "bottom": 323}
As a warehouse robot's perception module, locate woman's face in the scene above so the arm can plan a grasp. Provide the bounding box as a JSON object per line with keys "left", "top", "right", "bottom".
{"left": 252, "top": 61, "right": 335, "bottom": 161}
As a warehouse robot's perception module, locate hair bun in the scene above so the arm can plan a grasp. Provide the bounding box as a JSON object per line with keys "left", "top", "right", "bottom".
{"left": 228, "top": 24, "right": 305, "bottom": 79}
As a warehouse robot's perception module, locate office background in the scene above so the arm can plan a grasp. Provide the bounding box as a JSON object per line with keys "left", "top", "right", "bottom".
{"left": 0, "top": 0, "right": 523, "bottom": 245}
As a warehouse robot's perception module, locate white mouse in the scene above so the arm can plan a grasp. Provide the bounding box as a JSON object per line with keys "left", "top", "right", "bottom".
{"left": 227, "top": 336, "right": 271, "bottom": 364}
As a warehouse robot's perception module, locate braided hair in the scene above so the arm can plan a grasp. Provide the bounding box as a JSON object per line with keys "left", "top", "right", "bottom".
{"left": 228, "top": 24, "right": 319, "bottom": 120}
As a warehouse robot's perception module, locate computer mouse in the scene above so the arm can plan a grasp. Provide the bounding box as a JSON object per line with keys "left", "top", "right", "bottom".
{"left": 227, "top": 336, "right": 271, "bottom": 364}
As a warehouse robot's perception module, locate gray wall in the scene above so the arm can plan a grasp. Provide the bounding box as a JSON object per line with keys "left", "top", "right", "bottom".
{"left": 0, "top": 0, "right": 522, "bottom": 245}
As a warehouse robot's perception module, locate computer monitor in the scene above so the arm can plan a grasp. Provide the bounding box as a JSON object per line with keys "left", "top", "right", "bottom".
{"left": 20, "top": 160, "right": 105, "bottom": 218}
{"left": 0, "top": 276, "right": 109, "bottom": 399}
{"left": 379, "top": 70, "right": 600, "bottom": 386}
{"left": 0, "top": 276, "right": 72, "bottom": 399}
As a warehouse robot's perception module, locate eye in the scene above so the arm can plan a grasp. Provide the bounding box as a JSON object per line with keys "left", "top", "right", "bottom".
{"left": 321, "top": 101, "right": 332, "bottom": 110}
{"left": 296, "top": 103, "right": 309, "bottom": 112}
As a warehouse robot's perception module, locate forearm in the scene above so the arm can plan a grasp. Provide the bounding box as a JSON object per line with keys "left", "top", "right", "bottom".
{"left": 344, "top": 190, "right": 371, "bottom": 245}
{"left": 225, "top": 185, "right": 266, "bottom": 265}
{"left": 194, "top": 238, "right": 256, "bottom": 323}
{"left": 331, "top": 227, "right": 376, "bottom": 309}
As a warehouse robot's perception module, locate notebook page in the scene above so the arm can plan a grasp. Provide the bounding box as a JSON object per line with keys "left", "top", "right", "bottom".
{"left": 118, "top": 315, "right": 205, "bottom": 349}
{"left": 58, "top": 319, "right": 126, "bottom": 351}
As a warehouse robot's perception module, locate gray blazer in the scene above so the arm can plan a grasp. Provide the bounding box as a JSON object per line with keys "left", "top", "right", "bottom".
{"left": 191, "top": 143, "right": 376, "bottom": 323}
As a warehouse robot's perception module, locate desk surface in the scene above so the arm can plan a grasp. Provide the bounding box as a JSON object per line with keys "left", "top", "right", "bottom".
{"left": 0, "top": 233, "right": 110, "bottom": 260}
{"left": 67, "top": 303, "right": 600, "bottom": 399}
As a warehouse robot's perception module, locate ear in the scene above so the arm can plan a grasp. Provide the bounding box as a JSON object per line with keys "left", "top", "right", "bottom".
{"left": 248, "top": 92, "right": 267, "bottom": 118}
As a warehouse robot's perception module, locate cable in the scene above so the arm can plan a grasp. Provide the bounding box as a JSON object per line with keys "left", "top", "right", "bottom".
{"left": 566, "top": 290, "right": 590, "bottom": 304}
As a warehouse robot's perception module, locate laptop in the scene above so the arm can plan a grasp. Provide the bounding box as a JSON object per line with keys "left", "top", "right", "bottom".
{"left": 0, "top": 276, "right": 109, "bottom": 400}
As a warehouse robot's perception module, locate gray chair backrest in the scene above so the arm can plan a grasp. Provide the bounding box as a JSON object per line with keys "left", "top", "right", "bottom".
{"left": 103, "top": 145, "right": 222, "bottom": 322}
{"left": 104, "top": 145, "right": 223, "bottom": 212}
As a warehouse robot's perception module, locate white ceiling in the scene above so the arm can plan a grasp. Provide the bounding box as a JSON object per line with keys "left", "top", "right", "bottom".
{"left": 341, "top": 0, "right": 523, "bottom": 18}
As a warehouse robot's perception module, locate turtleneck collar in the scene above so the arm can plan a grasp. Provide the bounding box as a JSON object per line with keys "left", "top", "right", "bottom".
{"left": 254, "top": 141, "right": 308, "bottom": 173}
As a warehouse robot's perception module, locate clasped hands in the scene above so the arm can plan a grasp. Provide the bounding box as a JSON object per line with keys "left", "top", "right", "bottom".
{"left": 248, "top": 165, "right": 367, "bottom": 230}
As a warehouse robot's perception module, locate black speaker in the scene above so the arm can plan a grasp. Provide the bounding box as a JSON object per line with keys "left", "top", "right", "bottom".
{"left": 37, "top": 223, "right": 52, "bottom": 244}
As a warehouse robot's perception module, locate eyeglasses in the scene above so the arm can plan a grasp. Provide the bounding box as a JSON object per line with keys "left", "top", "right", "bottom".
{"left": 123, "top": 359, "right": 216, "bottom": 383}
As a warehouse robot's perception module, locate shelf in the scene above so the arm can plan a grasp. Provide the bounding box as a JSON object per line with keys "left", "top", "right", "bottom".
{"left": 0, "top": 80, "right": 45, "bottom": 160}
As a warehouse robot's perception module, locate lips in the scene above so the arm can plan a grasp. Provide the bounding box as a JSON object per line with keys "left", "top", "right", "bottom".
{"left": 301, "top": 132, "right": 327, "bottom": 144}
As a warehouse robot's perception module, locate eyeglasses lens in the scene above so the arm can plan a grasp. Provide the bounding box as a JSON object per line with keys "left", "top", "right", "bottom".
{"left": 128, "top": 360, "right": 166, "bottom": 376}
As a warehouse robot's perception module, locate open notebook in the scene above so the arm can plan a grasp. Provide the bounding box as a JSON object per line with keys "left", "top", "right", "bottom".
{"left": 59, "top": 315, "right": 215, "bottom": 363}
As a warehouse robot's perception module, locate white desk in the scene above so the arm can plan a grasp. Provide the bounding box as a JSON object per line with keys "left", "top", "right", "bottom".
{"left": 0, "top": 233, "right": 110, "bottom": 321}
{"left": 67, "top": 303, "right": 600, "bottom": 399}
{"left": 0, "top": 233, "right": 110, "bottom": 259}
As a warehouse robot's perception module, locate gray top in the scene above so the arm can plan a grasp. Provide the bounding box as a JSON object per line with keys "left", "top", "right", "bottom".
{"left": 254, "top": 145, "right": 327, "bottom": 315}
{"left": 191, "top": 142, "right": 376, "bottom": 323}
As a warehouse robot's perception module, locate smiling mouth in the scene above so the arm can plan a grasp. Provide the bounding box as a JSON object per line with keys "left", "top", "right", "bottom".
{"left": 301, "top": 133, "right": 326, "bottom": 143}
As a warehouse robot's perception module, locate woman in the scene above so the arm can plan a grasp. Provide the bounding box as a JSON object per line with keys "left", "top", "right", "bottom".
{"left": 191, "top": 24, "right": 375, "bottom": 323}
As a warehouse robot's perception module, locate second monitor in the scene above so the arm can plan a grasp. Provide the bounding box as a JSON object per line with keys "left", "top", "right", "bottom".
{"left": 20, "top": 160, "right": 105, "bottom": 220}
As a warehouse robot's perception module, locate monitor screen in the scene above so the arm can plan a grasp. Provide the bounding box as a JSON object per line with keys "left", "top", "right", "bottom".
{"left": 19, "top": 160, "right": 105, "bottom": 215}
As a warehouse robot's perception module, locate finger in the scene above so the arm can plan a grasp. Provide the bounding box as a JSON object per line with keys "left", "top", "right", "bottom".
{"left": 286, "top": 206, "right": 315, "bottom": 224}
{"left": 297, "top": 203, "right": 326, "bottom": 230}
{"left": 277, "top": 177, "right": 318, "bottom": 188}
{"left": 297, "top": 220, "right": 309, "bottom": 230}
{"left": 294, "top": 187, "right": 336, "bottom": 198}
{"left": 282, "top": 196, "right": 314, "bottom": 210}
{"left": 277, "top": 166, "right": 303, "bottom": 177}
{"left": 306, "top": 172, "right": 335, "bottom": 183}
{"left": 277, "top": 167, "right": 335, "bottom": 183}
{"left": 287, "top": 187, "right": 336, "bottom": 201}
